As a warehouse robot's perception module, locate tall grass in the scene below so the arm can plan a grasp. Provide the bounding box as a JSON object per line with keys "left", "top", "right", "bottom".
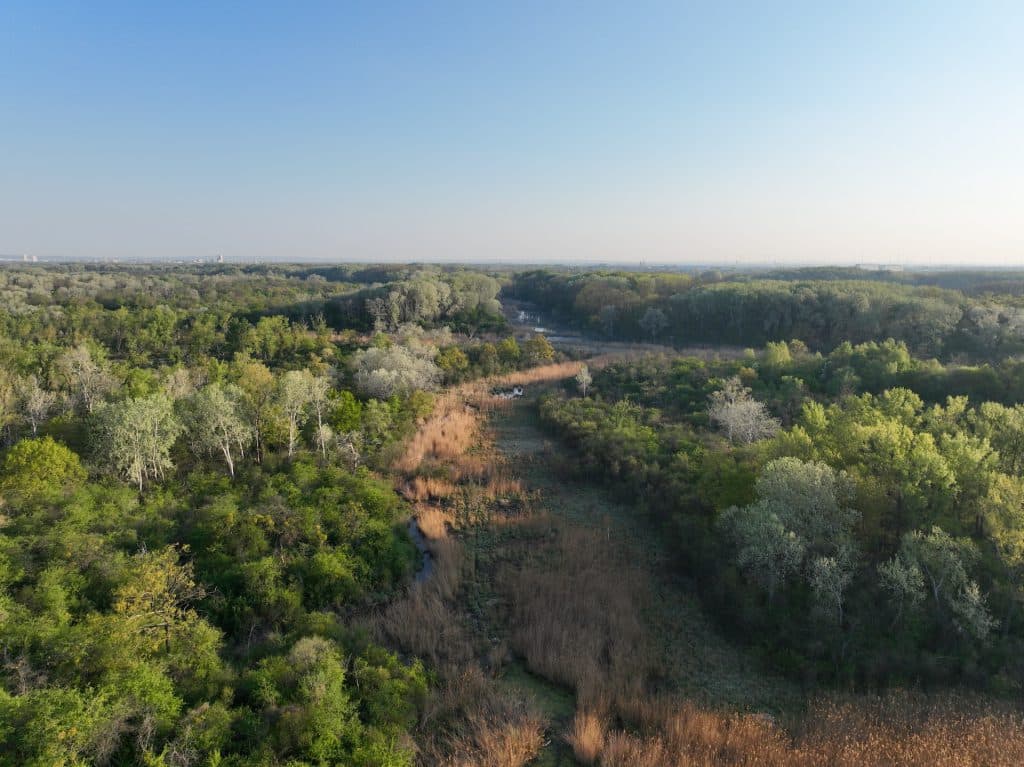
{"left": 566, "top": 709, "right": 607, "bottom": 764}
{"left": 376, "top": 363, "right": 580, "bottom": 766}
{"left": 560, "top": 693, "right": 1024, "bottom": 766}
{"left": 394, "top": 361, "right": 584, "bottom": 475}
{"left": 416, "top": 667, "right": 547, "bottom": 767}
{"left": 499, "top": 522, "right": 654, "bottom": 709}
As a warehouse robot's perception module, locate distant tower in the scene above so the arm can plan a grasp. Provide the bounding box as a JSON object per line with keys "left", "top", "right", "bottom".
{"left": 217, "top": 253, "right": 224, "bottom": 264}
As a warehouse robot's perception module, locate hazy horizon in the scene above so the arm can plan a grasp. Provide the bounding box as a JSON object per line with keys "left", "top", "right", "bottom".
{"left": 3, "top": 2, "right": 1023, "bottom": 265}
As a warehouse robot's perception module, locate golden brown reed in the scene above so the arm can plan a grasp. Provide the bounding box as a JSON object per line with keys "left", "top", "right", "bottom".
{"left": 561, "top": 693, "right": 1024, "bottom": 767}
{"left": 414, "top": 504, "right": 454, "bottom": 540}
{"left": 395, "top": 405, "right": 480, "bottom": 475}
{"left": 417, "top": 666, "right": 547, "bottom": 767}
{"left": 566, "top": 709, "right": 607, "bottom": 765}
{"left": 498, "top": 522, "right": 653, "bottom": 710}
{"left": 402, "top": 476, "right": 460, "bottom": 502}
{"left": 395, "top": 361, "right": 584, "bottom": 475}
{"left": 380, "top": 364, "right": 569, "bottom": 766}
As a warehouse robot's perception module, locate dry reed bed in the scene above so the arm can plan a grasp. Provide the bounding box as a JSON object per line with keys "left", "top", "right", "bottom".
{"left": 416, "top": 667, "right": 547, "bottom": 767}
{"left": 376, "top": 363, "right": 591, "bottom": 766}
{"left": 567, "top": 692, "right": 1024, "bottom": 766}
{"left": 395, "top": 361, "right": 585, "bottom": 475}
{"left": 498, "top": 522, "right": 654, "bottom": 709}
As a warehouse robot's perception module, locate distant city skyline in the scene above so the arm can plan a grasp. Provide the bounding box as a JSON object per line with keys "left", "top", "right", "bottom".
{"left": 3, "top": 2, "right": 1023, "bottom": 265}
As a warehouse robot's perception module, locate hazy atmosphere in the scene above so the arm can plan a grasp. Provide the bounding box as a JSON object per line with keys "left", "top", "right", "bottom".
{"left": 3, "top": 1, "right": 1023, "bottom": 264}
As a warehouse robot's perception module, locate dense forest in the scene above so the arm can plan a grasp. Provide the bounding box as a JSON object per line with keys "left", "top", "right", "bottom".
{"left": 539, "top": 346, "right": 1024, "bottom": 687}
{"left": 0, "top": 263, "right": 528, "bottom": 765}
{"left": 4, "top": 262, "right": 1024, "bottom": 766}
{"left": 509, "top": 269, "right": 1024, "bottom": 358}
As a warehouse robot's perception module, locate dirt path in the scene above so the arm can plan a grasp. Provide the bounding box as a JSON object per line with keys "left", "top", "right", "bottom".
{"left": 488, "top": 394, "right": 801, "bottom": 716}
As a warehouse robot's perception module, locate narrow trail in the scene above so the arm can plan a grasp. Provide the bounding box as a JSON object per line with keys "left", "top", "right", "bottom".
{"left": 487, "top": 392, "right": 801, "bottom": 717}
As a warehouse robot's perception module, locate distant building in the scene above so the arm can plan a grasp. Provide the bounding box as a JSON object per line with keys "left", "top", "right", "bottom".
{"left": 856, "top": 263, "right": 903, "bottom": 272}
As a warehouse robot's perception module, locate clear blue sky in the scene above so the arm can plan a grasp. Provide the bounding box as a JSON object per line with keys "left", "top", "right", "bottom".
{"left": 2, "top": 1, "right": 1022, "bottom": 264}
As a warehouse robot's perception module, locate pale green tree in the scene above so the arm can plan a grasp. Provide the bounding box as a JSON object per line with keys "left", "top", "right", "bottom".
{"left": 755, "top": 457, "right": 857, "bottom": 549}
{"left": 352, "top": 346, "right": 440, "bottom": 398}
{"left": 94, "top": 395, "right": 182, "bottom": 490}
{"left": 639, "top": 306, "right": 668, "bottom": 341}
{"left": 277, "top": 369, "right": 315, "bottom": 458}
{"left": 16, "top": 374, "right": 56, "bottom": 435}
{"left": 882, "top": 526, "right": 996, "bottom": 639}
{"left": 55, "top": 344, "right": 117, "bottom": 414}
{"left": 719, "top": 500, "right": 806, "bottom": 605}
{"left": 185, "top": 383, "right": 251, "bottom": 478}
{"left": 809, "top": 547, "right": 856, "bottom": 624}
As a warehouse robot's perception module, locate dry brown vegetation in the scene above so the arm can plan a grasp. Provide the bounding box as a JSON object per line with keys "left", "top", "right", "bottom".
{"left": 416, "top": 667, "right": 547, "bottom": 767}
{"left": 499, "top": 522, "right": 653, "bottom": 709}
{"left": 394, "top": 360, "right": 585, "bottom": 476}
{"left": 566, "top": 709, "right": 607, "bottom": 764}
{"left": 561, "top": 693, "right": 1024, "bottom": 766}
{"left": 380, "top": 359, "right": 1024, "bottom": 766}
{"left": 793, "top": 692, "right": 1024, "bottom": 766}
{"left": 371, "top": 366, "right": 578, "bottom": 766}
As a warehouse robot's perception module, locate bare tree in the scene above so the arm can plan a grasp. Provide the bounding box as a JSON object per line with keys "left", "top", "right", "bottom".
{"left": 708, "top": 376, "right": 780, "bottom": 444}
{"left": 575, "top": 364, "right": 592, "bottom": 397}
{"left": 55, "top": 345, "right": 117, "bottom": 413}
{"left": 16, "top": 375, "right": 56, "bottom": 435}
{"left": 307, "top": 374, "right": 333, "bottom": 459}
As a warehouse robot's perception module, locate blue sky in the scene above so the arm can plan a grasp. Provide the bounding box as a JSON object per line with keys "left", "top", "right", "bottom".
{"left": 2, "top": 1, "right": 1022, "bottom": 264}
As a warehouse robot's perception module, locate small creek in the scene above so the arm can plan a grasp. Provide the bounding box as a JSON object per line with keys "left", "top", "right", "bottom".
{"left": 407, "top": 517, "right": 434, "bottom": 583}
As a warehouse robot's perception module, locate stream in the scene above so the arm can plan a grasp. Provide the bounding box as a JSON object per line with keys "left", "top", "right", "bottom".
{"left": 407, "top": 517, "right": 434, "bottom": 583}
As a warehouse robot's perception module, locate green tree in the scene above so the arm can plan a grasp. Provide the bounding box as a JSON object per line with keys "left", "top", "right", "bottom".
{"left": 0, "top": 437, "right": 86, "bottom": 507}
{"left": 277, "top": 369, "right": 315, "bottom": 458}
{"left": 435, "top": 346, "right": 469, "bottom": 383}
{"left": 496, "top": 337, "right": 521, "bottom": 366}
{"left": 185, "top": 383, "right": 252, "bottom": 478}
{"left": 231, "top": 356, "right": 279, "bottom": 463}
{"left": 522, "top": 334, "right": 554, "bottom": 366}
{"left": 94, "top": 395, "right": 182, "bottom": 491}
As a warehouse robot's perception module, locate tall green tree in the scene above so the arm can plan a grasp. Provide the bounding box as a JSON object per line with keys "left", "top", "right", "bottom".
{"left": 94, "top": 395, "right": 182, "bottom": 491}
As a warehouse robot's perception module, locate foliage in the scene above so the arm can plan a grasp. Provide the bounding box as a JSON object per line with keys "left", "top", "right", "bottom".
{"left": 539, "top": 350, "right": 1024, "bottom": 687}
